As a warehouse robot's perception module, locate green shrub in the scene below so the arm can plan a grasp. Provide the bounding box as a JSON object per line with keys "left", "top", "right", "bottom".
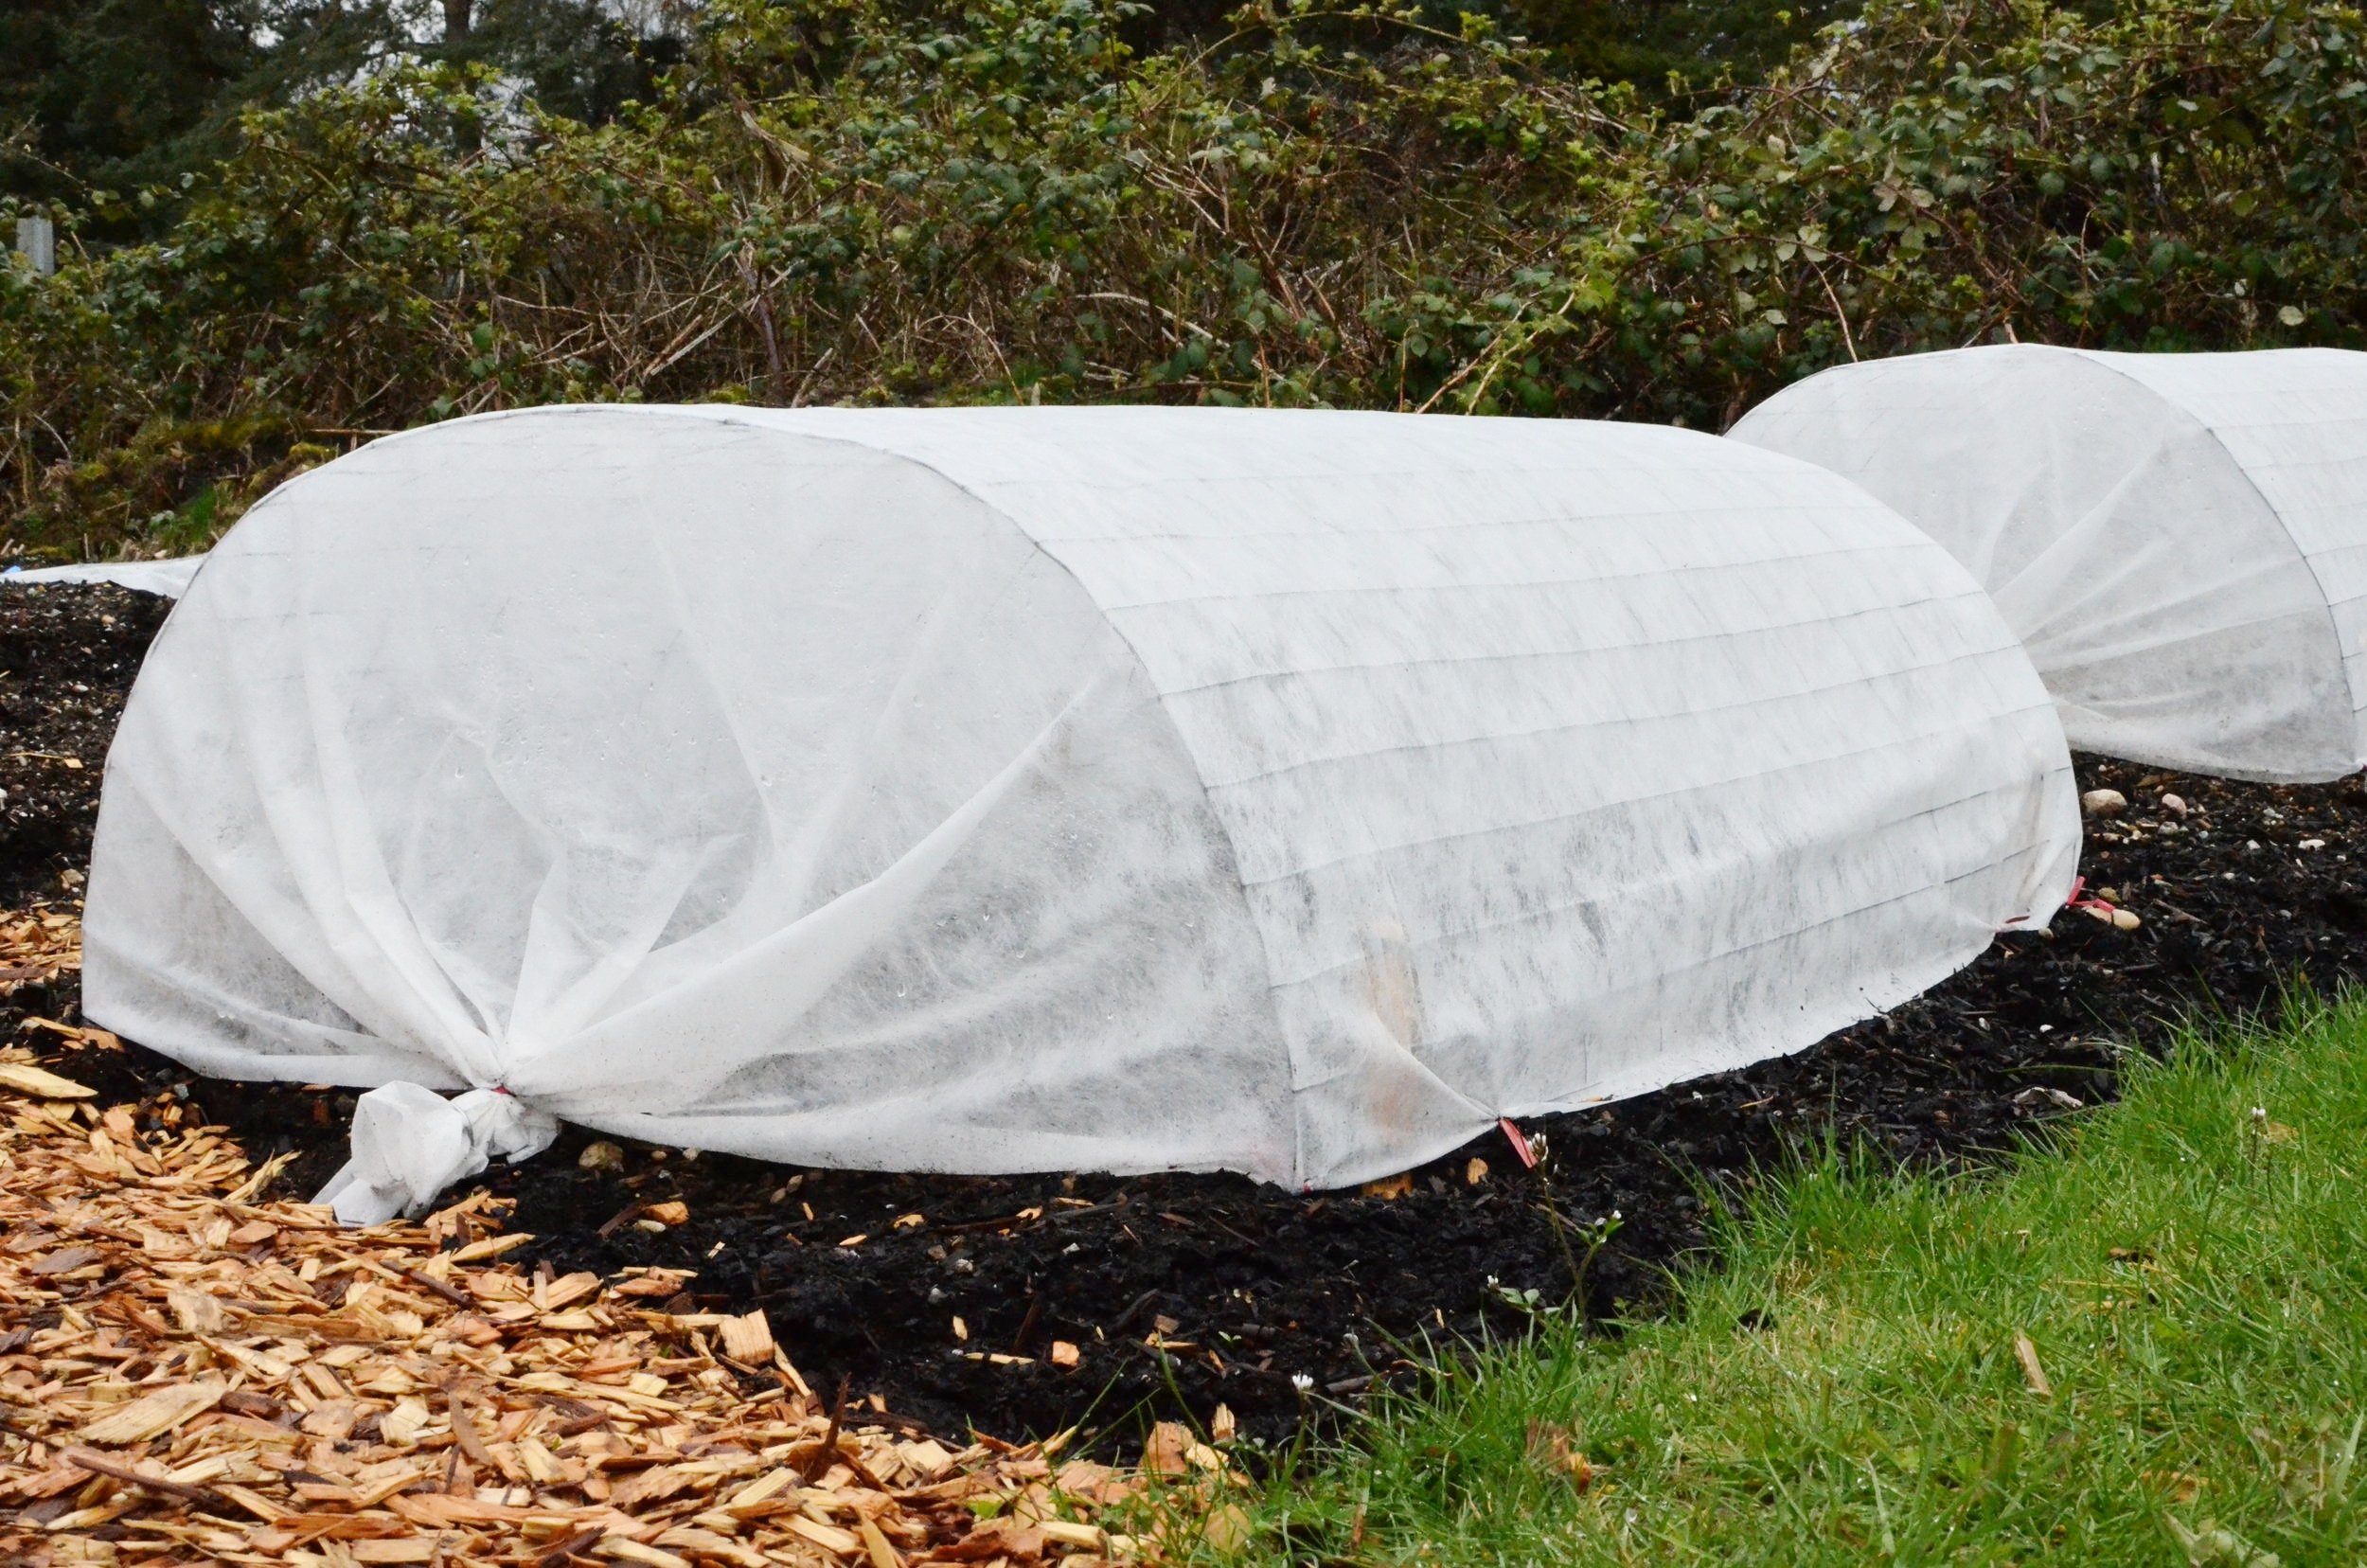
{"left": 4, "top": 0, "right": 2362, "bottom": 555}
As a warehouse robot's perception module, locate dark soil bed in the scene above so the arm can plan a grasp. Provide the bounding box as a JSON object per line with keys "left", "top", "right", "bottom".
{"left": 8, "top": 579, "right": 2365, "bottom": 1452}
{"left": 0, "top": 581, "right": 172, "bottom": 908}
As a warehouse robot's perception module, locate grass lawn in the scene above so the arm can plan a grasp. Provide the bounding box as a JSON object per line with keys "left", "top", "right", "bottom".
{"left": 1231, "top": 994, "right": 2367, "bottom": 1565}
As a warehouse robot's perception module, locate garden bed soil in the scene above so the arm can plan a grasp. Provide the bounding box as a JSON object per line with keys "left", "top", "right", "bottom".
{"left": 0, "top": 581, "right": 171, "bottom": 909}
{"left": 7, "top": 579, "right": 2365, "bottom": 1452}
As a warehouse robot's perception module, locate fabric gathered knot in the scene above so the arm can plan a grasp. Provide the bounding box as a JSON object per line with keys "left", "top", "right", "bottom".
{"left": 312, "top": 1081, "right": 561, "bottom": 1226}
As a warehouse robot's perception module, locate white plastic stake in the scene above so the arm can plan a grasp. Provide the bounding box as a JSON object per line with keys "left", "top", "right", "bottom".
{"left": 14, "top": 216, "right": 55, "bottom": 276}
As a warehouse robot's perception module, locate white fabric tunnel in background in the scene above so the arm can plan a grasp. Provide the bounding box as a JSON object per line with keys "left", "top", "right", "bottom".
{"left": 1730, "top": 345, "right": 2367, "bottom": 783}
{"left": 81, "top": 405, "right": 2082, "bottom": 1220}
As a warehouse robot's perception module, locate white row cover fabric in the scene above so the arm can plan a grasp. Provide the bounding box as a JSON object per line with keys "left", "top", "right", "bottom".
{"left": 1730, "top": 345, "right": 2367, "bottom": 782}
{"left": 3, "top": 557, "right": 205, "bottom": 597}
{"left": 82, "top": 404, "right": 2081, "bottom": 1206}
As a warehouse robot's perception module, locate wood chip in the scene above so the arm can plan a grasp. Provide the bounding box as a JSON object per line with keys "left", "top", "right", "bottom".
{"left": 2014, "top": 1331, "right": 2054, "bottom": 1398}
{"left": 596, "top": 1541, "right": 693, "bottom": 1568}
{"left": 791, "top": 1514, "right": 864, "bottom": 1555}
{"left": 0, "top": 1060, "right": 95, "bottom": 1098}
{"left": 1202, "top": 1502, "right": 1255, "bottom": 1552}
{"left": 76, "top": 1379, "right": 229, "bottom": 1444}
{"left": 860, "top": 1513, "right": 905, "bottom": 1568}
{"left": 718, "top": 1308, "right": 775, "bottom": 1363}
{"left": 448, "top": 1231, "right": 534, "bottom": 1263}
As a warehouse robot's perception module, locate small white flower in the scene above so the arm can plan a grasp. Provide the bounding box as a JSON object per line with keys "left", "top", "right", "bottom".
{"left": 1290, "top": 1372, "right": 1315, "bottom": 1394}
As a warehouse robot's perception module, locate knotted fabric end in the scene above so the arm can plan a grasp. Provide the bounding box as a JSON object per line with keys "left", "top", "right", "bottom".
{"left": 312, "top": 1082, "right": 561, "bottom": 1226}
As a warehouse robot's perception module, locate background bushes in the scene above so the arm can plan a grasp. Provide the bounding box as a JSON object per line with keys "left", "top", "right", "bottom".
{"left": 2, "top": 0, "right": 2362, "bottom": 555}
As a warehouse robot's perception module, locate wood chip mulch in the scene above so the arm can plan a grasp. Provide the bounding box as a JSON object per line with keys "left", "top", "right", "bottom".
{"left": 0, "top": 921, "right": 1244, "bottom": 1568}
{"left": 0, "top": 907, "right": 80, "bottom": 993}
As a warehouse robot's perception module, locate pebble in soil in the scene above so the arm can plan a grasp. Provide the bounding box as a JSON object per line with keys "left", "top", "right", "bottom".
{"left": 8, "top": 582, "right": 2366, "bottom": 1451}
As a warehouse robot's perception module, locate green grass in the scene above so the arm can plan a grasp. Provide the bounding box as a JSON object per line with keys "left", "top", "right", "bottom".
{"left": 1231, "top": 995, "right": 2367, "bottom": 1565}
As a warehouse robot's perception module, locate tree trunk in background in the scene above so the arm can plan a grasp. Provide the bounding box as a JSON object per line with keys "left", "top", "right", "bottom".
{"left": 442, "top": 0, "right": 478, "bottom": 155}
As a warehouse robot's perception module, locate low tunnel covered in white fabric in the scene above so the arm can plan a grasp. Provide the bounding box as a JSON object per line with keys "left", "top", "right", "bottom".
{"left": 83, "top": 405, "right": 2081, "bottom": 1206}
{"left": 1731, "top": 345, "right": 2367, "bottom": 783}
